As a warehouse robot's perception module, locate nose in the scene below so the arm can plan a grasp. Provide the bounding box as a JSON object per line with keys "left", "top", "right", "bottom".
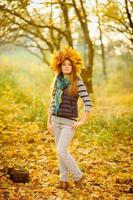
{"left": 64, "top": 64, "right": 70, "bottom": 68}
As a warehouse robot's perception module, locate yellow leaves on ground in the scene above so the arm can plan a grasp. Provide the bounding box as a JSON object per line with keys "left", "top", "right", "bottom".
{"left": 0, "top": 119, "right": 132, "bottom": 199}
{"left": 0, "top": 64, "right": 133, "bottom": 199}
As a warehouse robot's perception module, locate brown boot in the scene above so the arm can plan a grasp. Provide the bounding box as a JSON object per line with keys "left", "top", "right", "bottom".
{"left": 74, "top": 175, "right": 85, "bottom": 189}
{"left": 57, "top": 180, "right": 69, "bottom": 190}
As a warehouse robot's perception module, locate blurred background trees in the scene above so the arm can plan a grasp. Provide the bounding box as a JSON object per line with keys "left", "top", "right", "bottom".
{"left": 0, "top": 3, "right": 132, "bottom": 193}
{"left": 0, "top": 0, "right": 133, "bottom": 93}
{"left": 0, "top": 3, "right": 133, "bottom": 200}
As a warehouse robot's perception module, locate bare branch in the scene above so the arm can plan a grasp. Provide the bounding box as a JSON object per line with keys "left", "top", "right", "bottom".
{"left": 0, "top": 5, "right": 68, "bottom": 38}
{"left": 125, "top": 0, "right": 133, "bottom": 32}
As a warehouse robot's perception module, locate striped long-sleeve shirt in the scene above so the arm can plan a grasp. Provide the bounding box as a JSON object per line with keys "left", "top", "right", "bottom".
{"left": 77, "top": 79, "right": 92, "bottom": 112}
{"left": 49, "top": 78, "right": 92, "bottom": 116}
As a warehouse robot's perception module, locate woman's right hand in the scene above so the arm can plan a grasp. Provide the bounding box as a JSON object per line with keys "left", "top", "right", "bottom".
{"left": 47, "top": 122, "right": 54, "bottom": 135}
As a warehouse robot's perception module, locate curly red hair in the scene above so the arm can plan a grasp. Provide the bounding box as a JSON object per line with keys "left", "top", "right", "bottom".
{"left": 50, "top": 46, "right": 84, "bottom": 74}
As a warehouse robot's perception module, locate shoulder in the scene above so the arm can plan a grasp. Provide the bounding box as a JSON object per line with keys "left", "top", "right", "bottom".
{"left": 77, "top": 76, "right": 85, "bottom": 87}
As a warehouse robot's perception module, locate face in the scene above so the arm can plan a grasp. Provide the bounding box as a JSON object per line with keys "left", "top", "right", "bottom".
{"left": 61, "top": 59, "right": 72, "bottom": 75}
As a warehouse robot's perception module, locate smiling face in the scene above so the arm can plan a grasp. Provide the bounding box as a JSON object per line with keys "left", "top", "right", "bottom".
{"left": 61, "top": 59, "right": 73, "bottom": 76}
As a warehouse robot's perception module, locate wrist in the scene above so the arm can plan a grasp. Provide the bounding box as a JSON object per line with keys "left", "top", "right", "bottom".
{"left": 79, "top": 120, "right": 85, "bottom": 124}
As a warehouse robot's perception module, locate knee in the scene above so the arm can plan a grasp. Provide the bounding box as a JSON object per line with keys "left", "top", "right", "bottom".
{"left": 57, "top": 147, "right": 67, "bottom": 157}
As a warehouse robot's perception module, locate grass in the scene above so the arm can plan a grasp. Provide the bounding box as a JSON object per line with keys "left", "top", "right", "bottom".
{"left": 0, "top": 48, "right": 132, "bottom": 138}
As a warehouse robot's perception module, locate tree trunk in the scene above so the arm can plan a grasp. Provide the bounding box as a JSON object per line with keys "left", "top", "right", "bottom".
{"left": 95, "top": 0, "right": 107, "bottom": 79}
{"left": 72, "top": 0, "right": 94, "bottom": 93}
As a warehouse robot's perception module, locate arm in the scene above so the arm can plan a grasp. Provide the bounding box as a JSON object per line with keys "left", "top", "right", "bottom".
{"left": 72, "top": 79, "right": 92, "bottom": 128}
{"left": 79, "top": 111, "right": 90, "bottom": 124}
{"left": 47, "top": 96, "right": 55, "bottom": 124}
{"left": 47, "top": 79, "right": 56, "bottom": 134}
{"left": 78, "top": 79, "right": 92, "bottom": 112}
{"left": 47, "top": 78, "right": 56, "bottom": 124}
{"left": 47, "top": 111, "right": 52, "bottom": 124}
{"left": 47, "top": 111, "right": 54, "bottom": 135}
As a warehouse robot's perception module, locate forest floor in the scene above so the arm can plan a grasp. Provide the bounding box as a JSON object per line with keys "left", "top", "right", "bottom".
{"left": 0, "top": 97, "right": 132, "bottom": 200}
{"left": 0, "top": 62, "right": 132, "bottom": 199}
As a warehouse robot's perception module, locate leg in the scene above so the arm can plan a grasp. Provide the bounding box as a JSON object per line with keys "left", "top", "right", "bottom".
{"left": 51, "top": 120, "right": 69, "bottom": 182}
{"left": 57, "top": 124, "right": 83, "bottom": 181}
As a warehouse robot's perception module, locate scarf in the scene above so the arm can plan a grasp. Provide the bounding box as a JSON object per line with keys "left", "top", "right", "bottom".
{"left": 55, "top": 74, "right": 70, "bottom": 115}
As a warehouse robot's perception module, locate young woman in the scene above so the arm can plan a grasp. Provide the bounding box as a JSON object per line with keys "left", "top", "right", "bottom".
{"left": 47, "top": 47, "right": 92, "bottom": 190}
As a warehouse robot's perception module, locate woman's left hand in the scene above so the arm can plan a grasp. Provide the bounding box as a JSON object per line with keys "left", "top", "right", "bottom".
{"left": 71, "top": 120, "right": 84, "bottom": 129}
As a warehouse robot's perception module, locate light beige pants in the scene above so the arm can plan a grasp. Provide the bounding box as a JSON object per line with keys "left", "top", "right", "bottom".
{"left": 51, "top": 115, "right": 83, "bottom": 182}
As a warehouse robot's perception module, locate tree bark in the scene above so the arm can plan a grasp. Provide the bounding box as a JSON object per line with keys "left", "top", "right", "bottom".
{"left": 95, "top": 0, "right": 107, "bottom": 79}
{"left": 72, "top": 0, "right": 94, "bottom": 93}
